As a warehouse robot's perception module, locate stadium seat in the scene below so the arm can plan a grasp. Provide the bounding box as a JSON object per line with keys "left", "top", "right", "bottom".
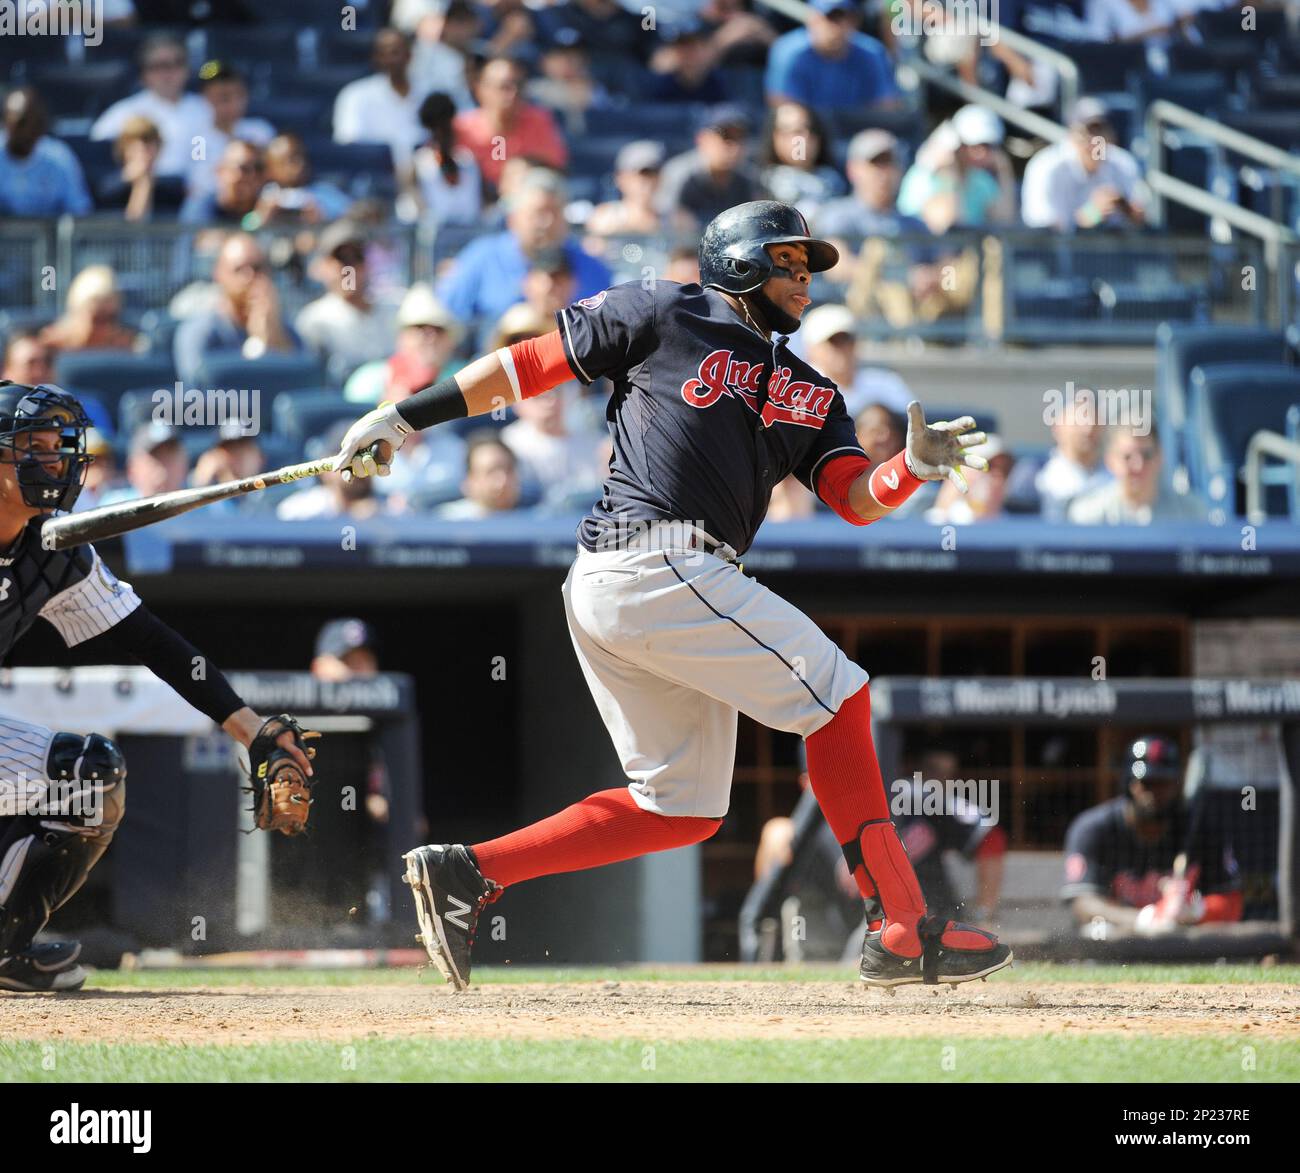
{"left": 0, "top": 31, "right": 70, "bottom": 80}
{"left": 270, "top": 389, "right": 357, "bottom": 445}
{"left": 1154, "top": 324, "right": 1287, "bottom": 485}
{"left": 1186, "top": 362, "right": 1300, "bottom": 516}
{"left": 1244, "top": 72, "right": 1300, "bottom": 112}
{"left": 200, "top": 22, "right": 303, "bottom": 72}
{"left": 1170, "top": 42, "right": 1258, "bottom": 83}
{"left": 29, "top": 62, "right": 134, "bottom": 120}
{"left": 1195, "top": 7, "right": 1286, "bottom": 42}
{"left": 63, "top": 135, "right": 118, "bottom": 192}
{"left": 0, "top": 308, "right": 56, "bottom": 338}
{"left": 54, "top": 351, "right": 178, "bottom": 419}
{"left": 315, "top": 27, "right": 378, "bottom": 69}
{"left": 195, "top": 352, "right": 328, "bottom": 398}
{"left": 1041, "top": 40, "right": 1146, "bottom": 94}
{"left": 301, "top": 139, "right": 396, "bottom": 199}
{"left": 1132, "top": 71, "right": 1227, "bottom": 118}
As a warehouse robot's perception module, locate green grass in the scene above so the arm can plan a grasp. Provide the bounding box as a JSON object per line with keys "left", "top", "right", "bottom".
{"left": 87, "top": 961, "right": 1300, "bottom": 989}
{"left": 3, "top": 1035, "right": 1296, "bottom": 1083}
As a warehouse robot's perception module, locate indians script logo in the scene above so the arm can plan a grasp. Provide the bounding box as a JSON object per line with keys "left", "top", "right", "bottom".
{"left": 680, "top": 349, "right": 835, "bottom": 429}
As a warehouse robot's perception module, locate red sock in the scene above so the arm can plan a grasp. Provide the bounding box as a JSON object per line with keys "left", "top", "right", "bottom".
{"left": 471, "top": 787, "right": 720, "bottom": 889}
{"left": 804, "top": 683, "right": 927, "bottom": 957}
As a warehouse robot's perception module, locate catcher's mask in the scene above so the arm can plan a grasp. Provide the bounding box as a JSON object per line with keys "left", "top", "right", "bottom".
{"left": 0, "top": 382, "right": 94, "bottom": 513}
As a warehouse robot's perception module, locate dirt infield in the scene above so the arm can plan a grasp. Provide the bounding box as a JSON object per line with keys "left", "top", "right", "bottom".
{"left": 4, "top": 980, "right": 1299, "bottom": 1045}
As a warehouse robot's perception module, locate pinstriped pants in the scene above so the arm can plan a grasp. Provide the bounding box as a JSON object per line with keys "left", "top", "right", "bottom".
{"left": 0, "top": 714, "right": 56, "bottom": 915}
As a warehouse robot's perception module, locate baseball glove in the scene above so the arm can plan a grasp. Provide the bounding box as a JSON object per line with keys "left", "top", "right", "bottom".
{"left": 245, "top": 713, "right": 320, "bottom": 836}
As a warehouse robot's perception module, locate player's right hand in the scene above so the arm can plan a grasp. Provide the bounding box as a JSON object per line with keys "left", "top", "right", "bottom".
{"left": 902, "top": 401, "right": 989, "bottom": 493}
{"left": 335, "top": 403, "right": 415, "bottom": 482}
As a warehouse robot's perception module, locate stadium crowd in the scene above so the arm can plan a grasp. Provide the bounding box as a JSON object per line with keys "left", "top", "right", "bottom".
{"left": 0, "top": 0, "right": 1290, "bottom": 525}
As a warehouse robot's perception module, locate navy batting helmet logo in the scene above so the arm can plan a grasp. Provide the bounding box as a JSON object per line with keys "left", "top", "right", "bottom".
{"left": 698, "top": 200, "right": 839, "bottom": 295}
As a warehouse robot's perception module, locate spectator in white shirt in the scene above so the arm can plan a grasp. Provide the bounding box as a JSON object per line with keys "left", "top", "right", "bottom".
{"left": 1004, "top": 384, "right": 1113, "bottom": 520}
{"left": 190, "top": 60, "right": 275, "bottom": 195}
{"left": 408, "top": 0, "right": 479, "bottom": 111}
{"left": 1022, "top": 98, "right": 1146, "bottom": 231}
{"left": 91, "top": 34, "right": 212, "bottom": 181}
{"left": 296, "top": 222, "right": 400, "bottom": 382}
{"left": 333, "top": 27, "right": 431, "bottom": 177}
{"left": 1086, "top": 0, "right": 1180, "bottom": 44}
{"left": 1068, "top": 423, "right": 1208, "bottom": 524}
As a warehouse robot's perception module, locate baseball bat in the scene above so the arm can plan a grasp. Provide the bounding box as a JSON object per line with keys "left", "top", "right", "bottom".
{"left": 39, "top": 442, "right": 385, "bottom": 551}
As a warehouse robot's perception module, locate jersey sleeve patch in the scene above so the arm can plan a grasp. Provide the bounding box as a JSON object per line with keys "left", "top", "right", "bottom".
{"left": 556, "top": 281, "right": 655, "bottom": 385}
{"left": 38, "top": 546, "right": 143, "bottom": 647}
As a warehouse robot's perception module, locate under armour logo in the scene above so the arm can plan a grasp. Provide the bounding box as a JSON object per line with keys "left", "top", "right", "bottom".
{"left": 0, "top": 578, "right": 9, "bottom": 600}
{"left": 882, "top": 470, "right": 900, "bottom": 491}
{"left": 444, "top": 894, "right": 472, "bottom": 931}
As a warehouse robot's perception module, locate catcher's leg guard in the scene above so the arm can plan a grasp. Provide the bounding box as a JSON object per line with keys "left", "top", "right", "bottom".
{"left": 0, "top": 733, "right": 126, "bottom": 959}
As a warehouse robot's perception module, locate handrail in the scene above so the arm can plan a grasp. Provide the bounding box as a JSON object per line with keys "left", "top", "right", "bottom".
{"left": 1147, "top": 100, "right": 1300, "bottom": 180}
{"left": 1244, "top": 429, "right": 1300, "bottom": 525}
{"left": 900, "top": 56, "right": 1070, "bottom": 144}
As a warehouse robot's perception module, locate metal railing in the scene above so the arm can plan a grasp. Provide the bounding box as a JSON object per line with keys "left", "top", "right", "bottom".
{"left": 1143, "top": 100, "right": 1300, "bottom": 325}
{"left": 1244, "top": 411, "right": 1300, "bottom": 525}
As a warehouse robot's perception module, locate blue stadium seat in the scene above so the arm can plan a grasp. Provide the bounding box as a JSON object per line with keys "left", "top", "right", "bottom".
{"left": 0, "top": 32, "right": 70, "bottom": 79}
{"left": 1195, "top": 7, "right": 1286, "bottom": 42}
{"left": 0, "top": 308, "right": 56, "bottom": 338}
{"left": 1244, "top": 72, "right": 1300, "bottom": 111}
{"left": 116, "top": 387, "right": 164, "bottom": 437}
{"left": 1132, "top": 71, "right": 1226, "bottom": 118}
{"left": 1039, "top": 39, "right": 1146, "bottom": 94}
{"left": 247, "top": 97, "right": 328, "bottom": 138}
{"left": 54, "top": 351, "right": 177, "bottom": 419}
{"left": 1170, "top": 42, "right": 1258, "bottom": 83}
{"left": 316, "top": 27, "right": 378, "bottom": 69}
{"left": 200, "top": 22, "right": 302, "bottom": 72}
{"left": 29, "top": 62, "right": 134, "bottom": 120}
{"left": 1155, "top": 324, "right": 1287, "bottom": 484}
{"left": 301, "top": 139, "right": 396, "bottom": 198}
{"left": 271, "top": 389, "right": 357, "bottom": 445}
{"left": 1186, "top": 362, "right": 1300, "bottom": 516}
{"left": 195, "top": 352, "right": 328, "bottom": 398}
{"left": 63, "top": 135, "right": 118, "bottom": 191}
{"left": 826, "top": 108, "right": 925, "bottom": 150}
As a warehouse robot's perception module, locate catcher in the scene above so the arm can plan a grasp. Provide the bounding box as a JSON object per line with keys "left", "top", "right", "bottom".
{"left": 0, "top": 382, "right": 319, "bottom": 992}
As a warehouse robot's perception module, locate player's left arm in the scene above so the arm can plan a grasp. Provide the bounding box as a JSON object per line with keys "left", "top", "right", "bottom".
{"left": 40, "top": 546, "right": 312, "bottom": 777}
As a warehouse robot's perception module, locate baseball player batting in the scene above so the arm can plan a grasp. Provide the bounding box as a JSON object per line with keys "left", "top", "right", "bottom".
{"left": 336, "top": 200, "right": 1011, "bottom": 990}
{"left": 0, "top": 383, "right": 319, "bottom": 992}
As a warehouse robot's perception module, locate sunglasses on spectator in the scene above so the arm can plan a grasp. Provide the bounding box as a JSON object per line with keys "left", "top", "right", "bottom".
{"left": 145, "top": 56, "right": 186, "bottom": 71}
{"left": 864, "top": 152, "right": 897, "bottom": 167}
{"left": 232, "top": 260, "right": 269, "bottom": 275}
{"left": 711, "top": 125, "right": 748, "bottom": 142}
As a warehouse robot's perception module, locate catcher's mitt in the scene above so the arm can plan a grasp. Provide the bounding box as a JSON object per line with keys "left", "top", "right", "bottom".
{"left": 245, "top": 713, "right": 320, "bottom": 836}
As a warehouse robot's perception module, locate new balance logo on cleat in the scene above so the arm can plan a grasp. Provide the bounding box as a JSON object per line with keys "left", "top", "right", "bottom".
{"left": 403, "top": 844, "right": 499, "bottom": 991}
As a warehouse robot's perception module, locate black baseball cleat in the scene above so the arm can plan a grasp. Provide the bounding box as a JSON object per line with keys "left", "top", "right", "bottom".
{"left": 860, "top": 917, "right": 1012, "bottom": 989}
{"left": 403, "top": 844, "right": 499, "bottom": 991}
{"left": 0, "top": 941, "right": 88, "bottom": 992}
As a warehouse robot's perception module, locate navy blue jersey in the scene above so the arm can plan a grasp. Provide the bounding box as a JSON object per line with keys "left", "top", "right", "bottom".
{"left": 0, "top": 521, "right": 141, "bottom": 664}
{"left": 556, "top": 280, "right": 867, "bottom": 555}
{"left": 1060, "top": 796, "right": 1239, "bottom": 907}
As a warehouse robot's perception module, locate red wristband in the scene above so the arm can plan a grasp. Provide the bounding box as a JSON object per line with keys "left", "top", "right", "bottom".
{"left": 867, "top": 450, "right": 925, "bottom": 510}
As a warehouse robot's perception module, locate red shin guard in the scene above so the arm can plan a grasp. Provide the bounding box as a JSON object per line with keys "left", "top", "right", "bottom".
{"left": 470, "top": 787, "right": 720, "bottom": 889}
{"left": 804, "top": 684, "right": 928, "bottom": 957}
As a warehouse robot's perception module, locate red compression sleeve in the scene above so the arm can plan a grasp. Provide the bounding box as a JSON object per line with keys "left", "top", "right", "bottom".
{"left": 815, "top": 453, "right": 873, "bottom": 525}
{"left": 503, "top": 330, "right": 573, "bottom": 400}
{"left": 1200, "top": 891, "right": 1244, "bottom": 923}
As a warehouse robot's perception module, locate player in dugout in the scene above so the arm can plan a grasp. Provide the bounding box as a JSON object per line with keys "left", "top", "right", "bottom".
{"left": 1061, "top": 735, "right": 1243, "bottom": 938}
